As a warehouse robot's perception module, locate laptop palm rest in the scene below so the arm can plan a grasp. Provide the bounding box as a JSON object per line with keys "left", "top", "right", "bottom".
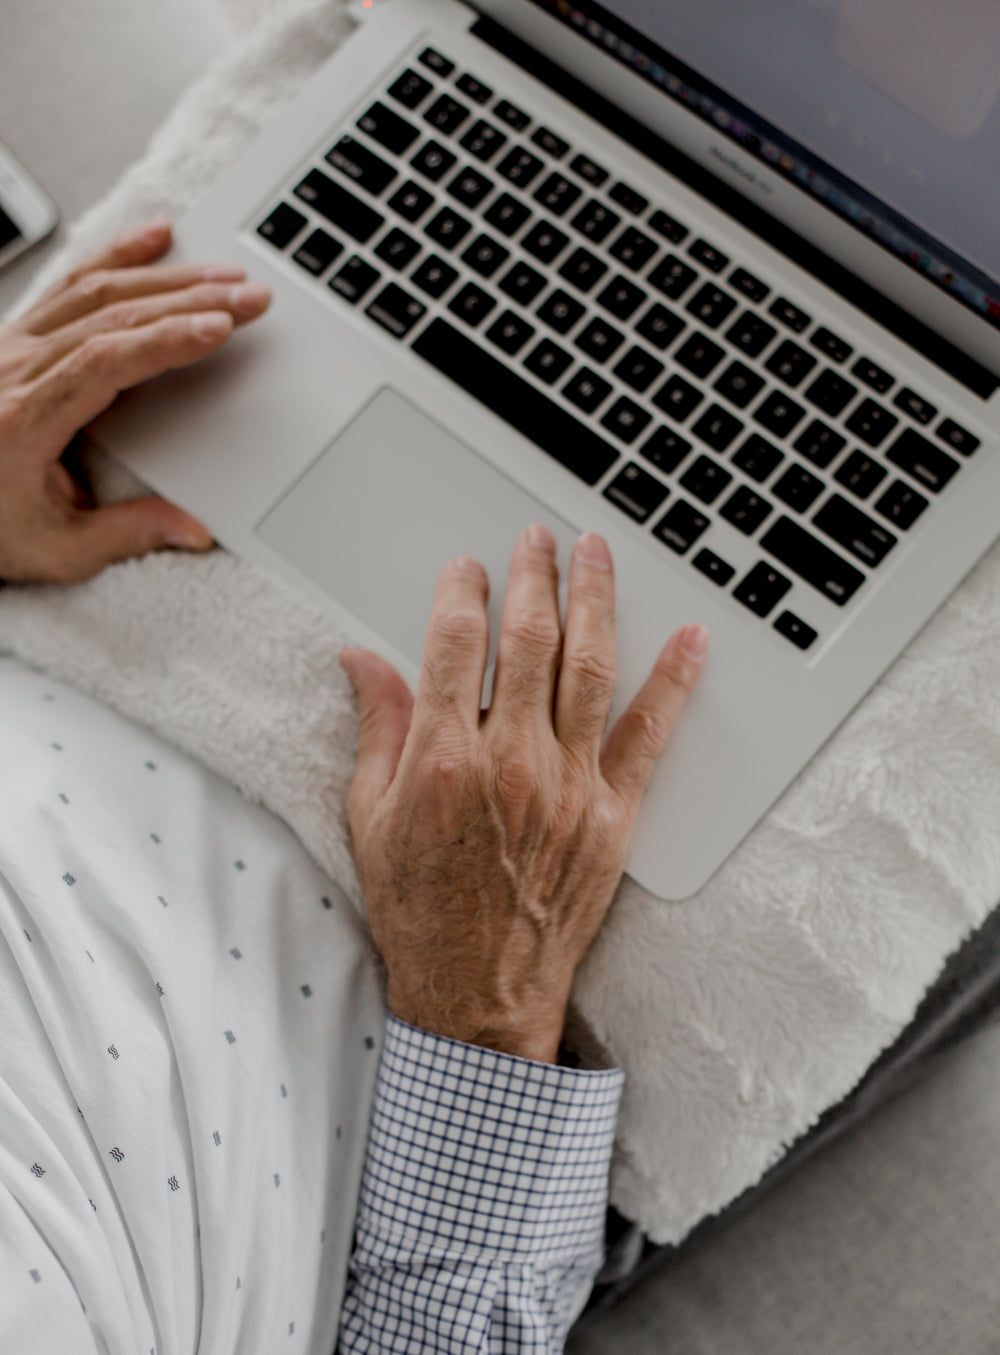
{"left": 256, "top": 387, "right": 582, "bottom": 676}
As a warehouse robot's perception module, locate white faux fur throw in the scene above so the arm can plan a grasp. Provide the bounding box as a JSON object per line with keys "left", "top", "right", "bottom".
{"left": 4, "top": 0, "right": 1000, "bottom": 1246}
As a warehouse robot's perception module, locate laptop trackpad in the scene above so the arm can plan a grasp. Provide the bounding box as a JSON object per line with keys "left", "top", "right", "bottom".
{"left": 256, "top": 387, "right": 583, "bottom": 669}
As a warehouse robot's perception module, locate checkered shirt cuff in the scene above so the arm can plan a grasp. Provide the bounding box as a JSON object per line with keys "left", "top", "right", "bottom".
{"left": 338, "top": 1015, "right": 624, "bottom": 1352}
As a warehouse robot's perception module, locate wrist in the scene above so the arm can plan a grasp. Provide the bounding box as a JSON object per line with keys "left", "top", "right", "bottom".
{"left": 386, "top": 986, "right": 568, "bottom": 1065}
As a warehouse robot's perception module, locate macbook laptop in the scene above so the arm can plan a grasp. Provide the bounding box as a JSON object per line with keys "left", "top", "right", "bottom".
{"left": 92, "top": 0, "right": 1000, "bottom": 899}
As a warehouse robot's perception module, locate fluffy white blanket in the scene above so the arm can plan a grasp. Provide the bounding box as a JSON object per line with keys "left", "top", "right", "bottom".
{"left": 4, "top": 0, "right": 1000, "bottom": 1245}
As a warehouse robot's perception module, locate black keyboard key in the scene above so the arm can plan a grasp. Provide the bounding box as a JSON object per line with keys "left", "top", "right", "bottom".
{"left": 570, "top": 199, "right": 622, "bottom": 244}
{"left": 604, "top": 463, "right": 668, "bottom": 522}
{"left": 328, "top": 255, "right": 380, "bottom": 303}
{"left": 754, "top": 390, "right": 806, "bottom": 439}
{"left": 291, "top": 227, "right": 343, "bottom": 275}
{"left": 726, "top": 310, "right": 778, "bottom": 358}
{"left": 640, "top": 426, "right": 692, "bottom": 475}
{"left": 893, "top": 387, "right": 937, "bottom": 424}
{"left": 851, "top": 356, "right": 894, "bottom": 394}
{"left": 874, "top": 479, "right": 928, "bottom": 530}
{"left": 575, "top": 316, "right": 625, "bottom": 362}
{"left": 365, "top": 282, "right": 426, "bottom": 337}
{"left": 769, "top": 297, "right": 811, "bottom": 332}
{"left": 612, "top": 346, "right": 664, "bottom": 394}
{"left": 485, "top": 310, "right": 536, "bottom": 356}
{"left": 419, "top": 47, "right": 454, "bottom": 77}
{"left": 693, "top": 549, "right": 736, "bottom": 587}
{"left": 558, "top": 247, "right": 607, "bottom": 293}
{"left": 374, "top": 225, "right": 421, "bottom": 269}
{"left": 571, "top": 153, "right": 609, "bottom": 186}
{"left": 714, "top": 361, "right": 765, "bottom": 409}
{"left": 294, "top": 169, "right": 384, "bottom": 242}
{"left": 326, "top": 135, "right": 397, "bottom": 195}
{"left": 634, "top": 303, "right": 684, "bottom": 350}
{"left": 649, "top": 255, "right": 698, "bottom": 300}
{"left": 734, "top": 562, "right": 792, "bottom": 617}
{"left": 765, "top": 339, "right": 817, "bottom": 389}
{"left": 609, "top": 181, "right": 649, "bottom": 214}
{"left": 885, "top": 427, "right": 960, "bottom": 492}
{"left": 423, "top": 94, "right": 471, "bottom": 135}
{"left": 410, "top": 140, "right": 458, "bottom": 181}
{"left": 494, "top": 99, "right": 531, "bottom": 131}
{"left": 732, "top": 433, "right": 783, "bottom": 482}
{"left": 680, "top": 453, "right": 733, "bottom": 504}
{"left": 772, "top": 464, "right": 824, "bottom": 512}
{"left": 357, "top": 101, "right": 421, "bottom": 154}
{"left": 720, "top": 485, "right": 772, "bottom": 535}
{"left": 760, "top": 517, "right": 864, "bottom": 604}
{"left": 448, "top": 281, "right": 497, "bottom": 327}
{"left": 845, "top": 397, "right": 899, "bottom": 447}
{"left": 410, "top": 254, "right": 459, "bottom": 298}
{"left": 483, "top": 192, "right": 532, "bottom": 237}
{"left": 774, "top": 611, "right": 817, "bottom": 650}
{"left": 412, "top": 322, "right": 620, "bottom": 485}
{"left": 387, "top": 179, "right": 435, "bottom": 221}
{"left": 689, "top": 239, "right": 729, "bottom": 273}
{"left": 652, "top": 374, "right": 702, "bottom": 422}
{"left": 834, "top": 450, "right": 887, "bottom": 499}
{"left": 649, "top": 210, "right": 689, "bottom": 244}
{"left": 533, "top": 172, "right": 582, "bottom": 216}
{"left": 387, "top": 68, "right": 434, "bottom": 110}
{"left": 258, "top": 202, "right": 306, "bottom": 249}
{"left": 497, "top": 146, "right": 545, "bottom": 188}
{"left": 447, "top": 166, "right": 494, "bottom": 208}
{"left": 675, "top": 332, "right": 724, "bottom": 379}
{"left": 685, "top": 284, "right": 737, "bottom": 330}
{"left": 609, "top": 226, "right": 658, "bottom": 271}
{"left": 425, "top": 206, "right": 472, "bottom": 249}
{"left": 813, "top": 494, "right": 897, "bottom": 567}
{"left": 461, "top": 233, "right": 510, "bottom": 278}
{"left": 937, "top": 418, "right": 980, "bottom": 456}
{"left": 460, "top": 119, "right": 508, "bottom": 162}
{"left": 804, "top": 368, "right": 858, "bottom": 417}
{"left": 524, "top": 337, "right": 574, "bottom": 384}
{"left": 730, "top": 268, "right": 770, "bottom": 303}
{"left": 563, "top": 367, "right": 613, "bottom": 413}
{"left": 653, "top": 500, "right": 709, "bottom": 554}
{"left": 455, "top": 72, "right": 492, "bottom": 103}
{"left": 793, "top": 419, "right": 845, "bottom": 469}
{"left": 537, "top": 288, "right": 586, "bottom": 334}
{"left": 522, "top": 220, "right": 570, "bottom": 264}
{"left": 692, "top": 405, "right": 744, "bottom": 453}
{"left": 601, "top": 397, "right": 653, "bottom": 445}
{"left": 499, "top": 260, "right": 546, "bottom": 305}
{"left": 810, "top": 327, "right": 853, "bottom": 363}
{"left": 532, "top": 127, "right": 570, "bottom": 158}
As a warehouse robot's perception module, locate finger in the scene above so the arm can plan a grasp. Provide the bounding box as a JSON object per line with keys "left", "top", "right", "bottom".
{"left": 410, "top": 556, "right": 490, "bottom": 739}
{"left": 18, "top": 220, "right": 175, "bottom": 326}
{"left": 40, "top": 496, "right": 214, "bottom": 584}
{"left": 24, "top": 311, "right": 237, "bottom": 452}
{"left": 487, "top": 524, "right": 562, "bottom": 726}
{"left": 21, "top": 281, "right": 271, "bottom": 379}
{"left": 600, "top": 625, "right": 709, "bottom": 808}
{"left": 341, "top": 647, "right": 415, "bottom": 828}
{"left": 553, "top": 534, "right": 617, "bottom": 756}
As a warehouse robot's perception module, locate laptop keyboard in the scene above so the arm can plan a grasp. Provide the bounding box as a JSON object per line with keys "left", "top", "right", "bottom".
{"left": 253, "top": 41, "right": 981, "bottom": 654}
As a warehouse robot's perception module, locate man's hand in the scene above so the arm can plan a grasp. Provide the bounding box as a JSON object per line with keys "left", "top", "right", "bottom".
{"left": 0, "top": 219, "right": 271, "bottom": 585}
{"left": 341, "top": 525, "right": 707, "bottom": 1065}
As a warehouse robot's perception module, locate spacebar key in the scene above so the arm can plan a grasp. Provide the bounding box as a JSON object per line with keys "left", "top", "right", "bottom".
{"left": 411, "top": 318, "right": 619, "bottom": 486}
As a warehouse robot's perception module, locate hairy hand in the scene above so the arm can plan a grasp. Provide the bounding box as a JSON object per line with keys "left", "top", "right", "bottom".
{"left": 341, "top": 525, "right": 707, "bottom": 1064}
{"left": 0, "top": 220, "right": 270, "bottom": 585}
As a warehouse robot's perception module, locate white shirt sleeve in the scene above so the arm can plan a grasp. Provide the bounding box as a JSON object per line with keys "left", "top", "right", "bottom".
{"left": 338, "top": 1016, "right": 624, "bottom": 1354}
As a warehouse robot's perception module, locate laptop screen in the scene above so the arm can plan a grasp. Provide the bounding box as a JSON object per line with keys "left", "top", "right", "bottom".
{"left": 523, "top": 0, "right": 1000, "bottom": 337}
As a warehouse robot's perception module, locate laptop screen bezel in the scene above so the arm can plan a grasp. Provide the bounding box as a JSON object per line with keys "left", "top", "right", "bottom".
{"left": 471, "top": 0, "right": 1000, "bottom": 383}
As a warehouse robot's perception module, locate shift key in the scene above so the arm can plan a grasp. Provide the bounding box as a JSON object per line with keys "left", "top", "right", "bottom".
{"left": 760, "top": 516, "right": 865, "bottom": 605}
{"left": 294, "top": 168, "right": 385, "bottom": 242}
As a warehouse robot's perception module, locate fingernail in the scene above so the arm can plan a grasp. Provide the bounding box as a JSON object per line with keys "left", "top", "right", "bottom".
{"left": 201, "top": 263, "right": 247, "bottom": 281}
{"left": 229, "top": 282, "right": 271, "bottom": 315}
{"left": 575, "top": 532, "right": 611, "bottom": 570}
{"left": 165, "top": 526, "right": 213, "bottom": 550}
{"left": 526, "top": 523, "right": 557, "bottom": 556}
{"left": 452, "top": 555, "right": 486, "bottom": 576}
{"left": 678, "top": 624, "right": 709, "bottom": 660}
{"left": 340, "top": 647, "right": 361, "bottom": 685}
{"left": 190, "top": 311, "right": 233, "bottom": 341}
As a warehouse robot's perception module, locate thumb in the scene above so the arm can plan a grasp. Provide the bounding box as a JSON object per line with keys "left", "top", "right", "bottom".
{"left": 63, "top": 497, "right": 214, "bottom": 580}
{"left": 341, "top": 646, "right": 414, "bottom": 824}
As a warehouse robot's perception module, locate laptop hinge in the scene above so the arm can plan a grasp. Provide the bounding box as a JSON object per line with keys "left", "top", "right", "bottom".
{"left": 470, "top": 13, "right": 997, "bottom": 401}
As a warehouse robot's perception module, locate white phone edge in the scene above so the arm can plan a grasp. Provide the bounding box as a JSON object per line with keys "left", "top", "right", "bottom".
{"left": 0, "top": 140, "right": 58, "bottom": 270}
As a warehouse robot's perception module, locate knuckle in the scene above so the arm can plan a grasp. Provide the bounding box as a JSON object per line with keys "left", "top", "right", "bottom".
{"left": 432, "top": 606, "right": 488, "bottom": 648}
{"left": 493, "top": 751, "right": 540, "bottom": 802}
{"left": 75, "top": 270, "right": 114, "bottom": 308}
{"left": 564, "top": 645, "right": 616, "bottom": 695}
{"left": 625, "top": 703, "right": 672, "bottom": 758}
{"left": 75, "top": 332, "right": 116, "bottom": 376}
{"left": 508, "top": 609, "right": 562, "bottom": 655}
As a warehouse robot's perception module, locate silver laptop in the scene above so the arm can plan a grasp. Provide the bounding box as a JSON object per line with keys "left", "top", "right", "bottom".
{"left": 92, "top": 0, "right": 1000, "bottom": 899}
